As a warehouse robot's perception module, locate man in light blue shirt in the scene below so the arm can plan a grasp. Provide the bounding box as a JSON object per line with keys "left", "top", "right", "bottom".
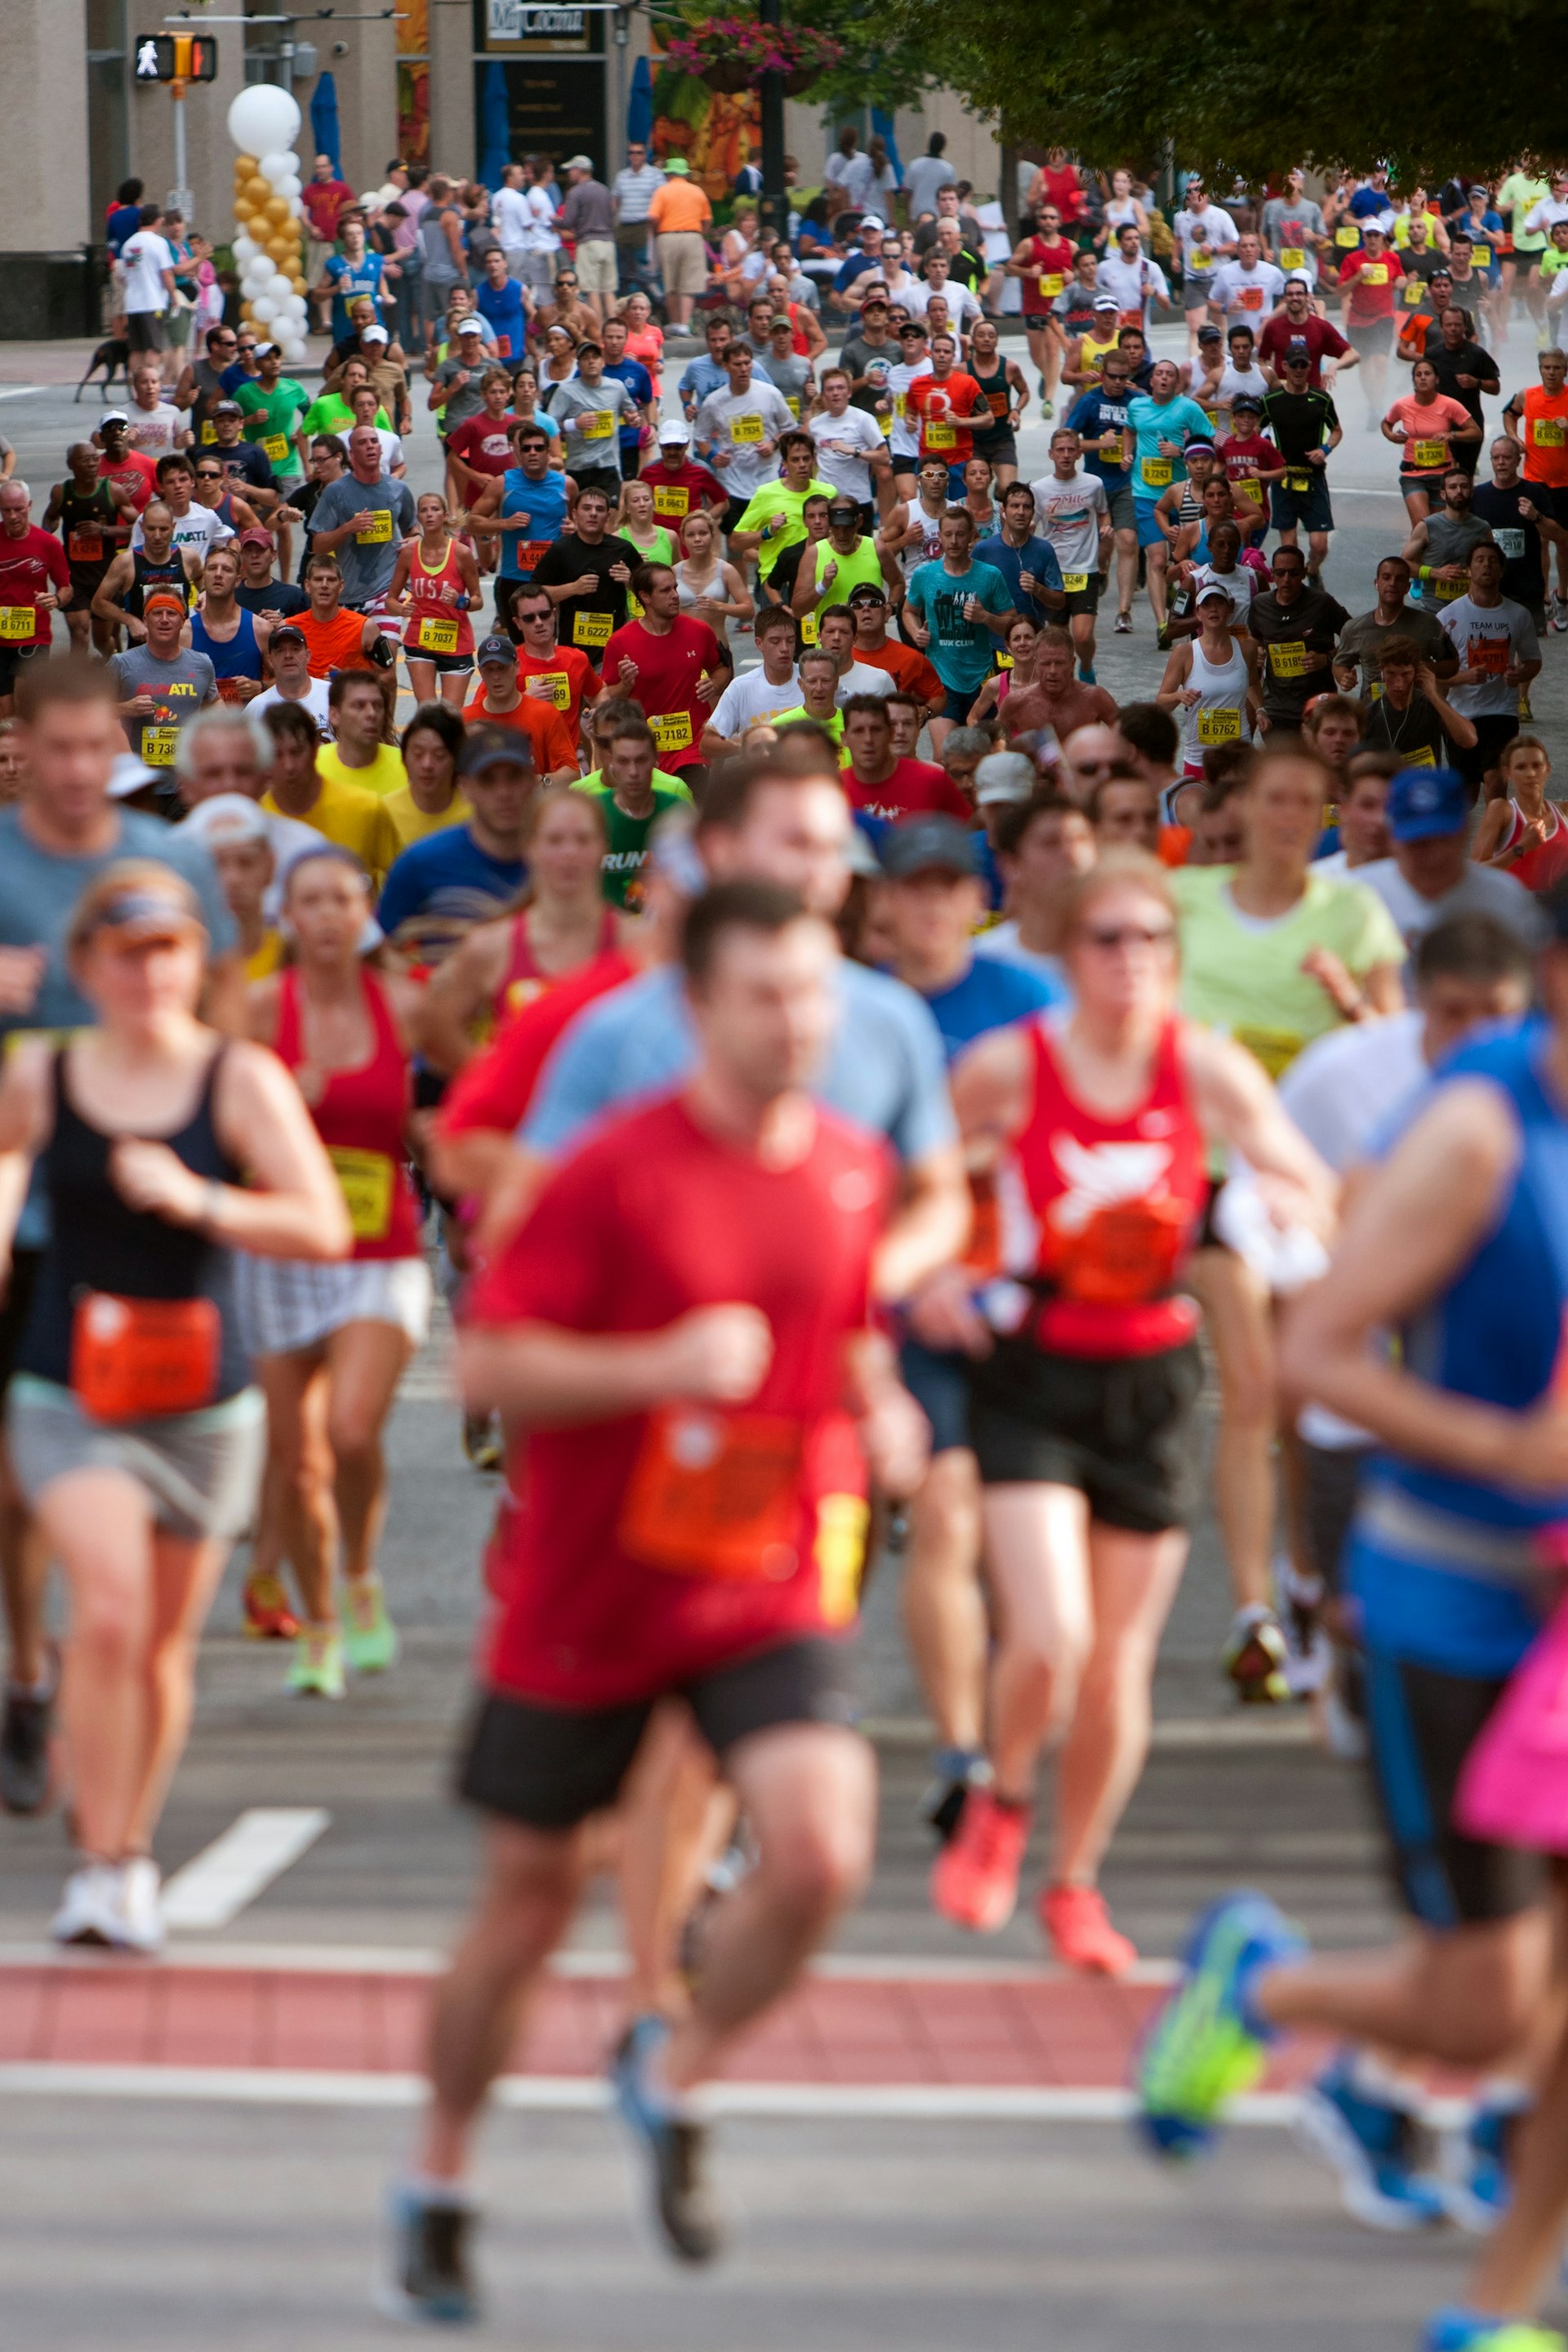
{"left": 1124, "top": 358, "right": 1216, "bottom": 635}
{"left": 521, "top": 757, "right": 968, "bottom": 1294}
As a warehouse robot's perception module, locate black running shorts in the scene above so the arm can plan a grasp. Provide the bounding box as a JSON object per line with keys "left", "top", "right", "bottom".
{"left": 967, "top": 1336, "right": 1204, "bottom": 1532}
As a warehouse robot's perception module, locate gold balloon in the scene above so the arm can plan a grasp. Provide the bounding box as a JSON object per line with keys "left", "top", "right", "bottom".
{"left": 234, "top": 154, "right": 258, "bottom": 178}
{"left": 245, "top": 175, "right": 270, "bottom": 204}
{"left": 266, "top": 236, "right": 293, "bottom": 263}
{"left": 264, "top": 194, "right": 290, "bottom": 226}
{"left": 234, "top": 198, "right": 256, "bottom": 223}
{"left": 291, "top": 274, "right": 308, "bottom": 296}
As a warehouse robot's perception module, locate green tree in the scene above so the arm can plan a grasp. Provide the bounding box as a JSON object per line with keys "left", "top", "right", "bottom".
{"left": 885, "top": 0, "right": 1568, "bottom": 185}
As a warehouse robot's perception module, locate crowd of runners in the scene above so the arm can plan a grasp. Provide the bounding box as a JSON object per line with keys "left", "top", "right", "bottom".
{"left": 8, "top": 150, "right": 1568, "bottom": 2348}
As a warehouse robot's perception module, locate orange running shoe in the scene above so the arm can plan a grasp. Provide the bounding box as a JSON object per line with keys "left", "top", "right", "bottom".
{"left": 243, "top": 1570, "right": 299, "bottom": 1642}
{"left": 1039, "top": 1882, "right": 1137, "bottom": 1977}
{"left": 930, "top": 1790, "right": 1031, "bottom": 1931}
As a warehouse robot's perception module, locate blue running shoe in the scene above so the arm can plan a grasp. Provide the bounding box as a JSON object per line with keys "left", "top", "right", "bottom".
{"left": 1441, "top": 2089, "right": 1529, "bottom": 2234}
{"left": 1135, "top": 1891, "right": 1305, "bottom": 2159}
{"left": 1295, "top": 2050, "right": 1447, "bottom": 2230}
{"left": 377, "top": 2185, "right": 479, "bottom": 2325}
{"left": 1424, "top": 2310, "right": 1566, "bottom": 2350}
{"left": 610, "top": 2014, "right": 723, "bottom": 2264}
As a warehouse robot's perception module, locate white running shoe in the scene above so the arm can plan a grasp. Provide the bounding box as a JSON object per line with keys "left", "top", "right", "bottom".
{"left": 51, "top": 1861, "right": 127, "bottom": 1947}
{"left": 116, "top": 1856, "right": 165, "bottom": 1954}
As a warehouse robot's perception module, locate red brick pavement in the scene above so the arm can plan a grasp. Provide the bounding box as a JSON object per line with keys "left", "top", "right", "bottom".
{"left": 0, "top": 1961, "right": 1334, "bottom": 2090}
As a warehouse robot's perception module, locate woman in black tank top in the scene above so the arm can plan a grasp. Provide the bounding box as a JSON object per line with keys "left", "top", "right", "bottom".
{"left": 0, "top": 855, "right": 348, "bottom": 1953}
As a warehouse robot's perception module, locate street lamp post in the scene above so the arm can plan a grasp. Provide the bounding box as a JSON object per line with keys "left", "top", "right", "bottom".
{"left": 757, "top": 0, "right": 786, "bottom": 243}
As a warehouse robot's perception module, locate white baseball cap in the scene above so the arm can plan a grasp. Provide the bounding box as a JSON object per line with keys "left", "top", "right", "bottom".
{"left": 362, "top": 323, "right": 390, "bottom": 344}
{"left": 860, "top": 215, "right": 886, "bottom": 234}
{"left": 657, "top": 417, "right": 693, "bottom": 443}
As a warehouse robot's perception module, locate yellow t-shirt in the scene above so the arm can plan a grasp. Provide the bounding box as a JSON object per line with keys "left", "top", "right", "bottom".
{"left": 261, "top": 771, "right": 403, "bottom": 886}
{"left": 383, "top": 785, "right": 472, "bottom": 849}
{"left": 244, "top": 929, "right": 287, "bottom": 982}
{"left": 318, "top": 742, "right": 408, "bottom": 800}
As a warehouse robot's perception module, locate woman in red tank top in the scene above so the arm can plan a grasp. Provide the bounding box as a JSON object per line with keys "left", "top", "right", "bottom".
{"left": 414, "top": 787, "right": 631, "bottom": 1081}
{"left": 242, "top": 844, "right": 431, "bottom": 1699}
{"left": 387, "top": 492, "right": 482, "bottom": 712}
{"left": 920, "top": 852, "right": 1331, "bottom": 1973}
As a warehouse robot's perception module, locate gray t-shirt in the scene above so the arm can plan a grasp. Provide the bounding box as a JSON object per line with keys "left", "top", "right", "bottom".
{"left": 430, "top": 355, "right": 488, "bottom": 434}
{"left": 1357, "top": 855, "right": 1546, "bottom": 960}
{"left": 0, "top": 803, "right": 237, "bottom": 1246}
{"left": 545, "top": 376, "right": 631, "bottom": 476}
{"left": 307, "top": 473, "right": 416, "bottom": 604}
{"left": 109, "top": 646, "right": 218, "bottom": 770}
{"left": 1334, "top": 603, "right": 1452, "bottom": 693}
{"left": 559, "top": 178, "right": 615, "bottom": 243}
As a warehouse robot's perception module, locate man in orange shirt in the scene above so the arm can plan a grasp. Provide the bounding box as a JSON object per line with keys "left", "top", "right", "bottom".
{"left": 1504, "top": 345, "right": 1568, "bottom": 624}
{"left": 296, "top": 551, "right": 385, "bottom": 676}
{"left": 905, "top": 333, "right": 991, "bottom": 496}
{"left": 645, "top": 158, "right": 712, "bottom": 329}
{"left": 845, "top": 581, "right": 945, "bottom": 721}
{"left": 506, "top": 582, "right": 599, "bottom": 741}
{"left": 464, "top": 634, "right": 581, "bottom": 783}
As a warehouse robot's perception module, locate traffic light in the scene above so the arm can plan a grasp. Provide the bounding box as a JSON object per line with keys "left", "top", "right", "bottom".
{"left": 133, "top": 33, "right": 219, "bottom": 82}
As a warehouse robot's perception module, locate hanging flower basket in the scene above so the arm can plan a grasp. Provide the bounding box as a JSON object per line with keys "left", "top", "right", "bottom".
{"left": 665, "top": 17, "right": 844, "bottom": 93}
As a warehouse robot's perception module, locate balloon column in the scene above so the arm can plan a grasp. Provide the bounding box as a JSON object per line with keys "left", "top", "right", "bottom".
{"left": 226, "top": 83, "right": 311, "bottom": 364}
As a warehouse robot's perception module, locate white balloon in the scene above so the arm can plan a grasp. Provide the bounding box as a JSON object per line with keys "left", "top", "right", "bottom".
{"left": 252, "top": 296, "right": 278, "bottom": 323}
{"left": 232, "top": 236, "right": 257, "bottom": 265}
{"left": 287, "top": 197, "right": 303, "bottom": 219}
{"left": 281, "top": 176, "right": 303, "bottom": 201}
{"left": 226, "top": 85, "right": 301, "bottom": 158}
{"left": 260, "top": 151, "right": 294, "bottom": 185}
{"left": 283, "top": 336, "right": 309, "bottom": 363}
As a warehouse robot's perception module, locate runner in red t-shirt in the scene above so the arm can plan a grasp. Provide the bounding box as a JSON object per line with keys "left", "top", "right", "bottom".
{"left": 1256, "top": 283, "right": 1354, "bottom": 393}
{"left": 1336, "top": 225, "right": 1404, "bottom": 418}
{"left": 507, "top": 581, "right": 598, "bottom": 737}
{"left": 393, "top": 883, "right": 926, "bottom": 2319}
{"left": 840, "top": 693, "right": 971, "bottom": 822}
{"left": 463, "top": 635, "right": 580, "bottom": 778}
{"left": 601, "top": 565, "right": 729, "bottom": 775}
{"left": 95, "top": 414, "right": 159, "bottom": 524}
{"left": 0, "top": 487, "right": 71, "bottom": 710}
{"left": 638, "top": 430, "right": 728, "bottom": 528}
{"left": 446, "top": 384, "right": 519, "bottom": 503}
{"left": 906, "top": 338, "right": 990, "bottom": 478}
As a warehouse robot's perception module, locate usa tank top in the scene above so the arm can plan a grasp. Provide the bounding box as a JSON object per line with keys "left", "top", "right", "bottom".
{"left": 19, "top": 1045, "right": 249, "bottom": 1400}
{"left": 403, "top": 534, "right": 474, "bottom": 660}
{"left": 996, "top": 1015, "right": 1206, "bottom": 1357}
{"left": 274, "top": 968, "right": 421, "bottom": 1261}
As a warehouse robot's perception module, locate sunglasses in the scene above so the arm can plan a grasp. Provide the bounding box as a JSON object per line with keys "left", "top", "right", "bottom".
{"left": 1080, "top": 923, "right": 1175, "bottom": 951}
{"left": 195, "top": 468, "right": 224, "bottom": 479}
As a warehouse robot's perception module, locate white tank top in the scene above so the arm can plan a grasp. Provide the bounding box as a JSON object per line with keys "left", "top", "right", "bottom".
{"left": 1182, "top": 637, "right": 1252, "bottom": 771}
{"left": 675, "top": 560, "right": 717, "bottom": 611}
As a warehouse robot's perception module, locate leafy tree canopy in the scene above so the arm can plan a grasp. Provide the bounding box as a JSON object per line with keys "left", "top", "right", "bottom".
{"left": 885, "top": 0, "right": 1568, "bottom": 186}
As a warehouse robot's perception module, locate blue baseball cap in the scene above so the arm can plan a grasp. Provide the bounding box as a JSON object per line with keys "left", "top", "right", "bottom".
{"left": 878, "top": 814, "right": 978, "bottom": 880}
{"left": 1388, "top": 764, "right": 1468, "bottom": 842}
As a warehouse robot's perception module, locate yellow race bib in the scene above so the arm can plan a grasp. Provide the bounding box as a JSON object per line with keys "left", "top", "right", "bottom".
{"left": 141, "top": 724, "right": 178, "bottom": 765}
{"left": 1269, "top": 639, "right": 1307, "bottom": 679}
{"left": 354, "top": 509, "right": 394, "bottom": 544}
{"left": 1038, "top": 274, "right": 1063, "bottom": 299}
{"left": 1534, "top": 417, "right": 1567, "bottom": 448}
{"left": 261, "top": 433, "right": 290, "bottom": 466}
{"left": 1359, "top": 261, "right": 1389, "bottom": 287}
{"left": 730, "top": 412, "right": 765, "bottom": 444}
{"left": 1197, "top": 706, "right": 1242, "bottom": 744}
{"left": 926, "top": 421, "right": 957, "bottom": 450}
{"left": 1062, "top": 571, "right": 1089, "bottom": 594}
{"left": 0, "top": 606, "right": 35, "bottom": 641}
{"left": 582, "top": 410, "right": 615, "bottom": 440}
{"left": 417, "top": 611, "right": 459, "bottom": 653}
{"left": 1335, "top": 223, "right": 1361, "bottom": 247}
{"left": 653, "top": 711, "right": 693, "bottom": 758}
{"left": 572, "top": 609, "right": 613, "bottom": 648}
{"left": 531, "top": 669, "right": 570, "bottom": 710}
{"left": 653, "top": 486, "right": 690, "bottom": 518}
{"left": 1280, "top": 246, "right": 1306, "bottom": 270}
{"left": 1410, "top": 437, "right": 1448, "bottom": 469}
{"left": 1142, "top": 457, "right": 1173, "bottom": 487}
{"left": 327, "top": 1146, "right": 393, "bottom": 1242}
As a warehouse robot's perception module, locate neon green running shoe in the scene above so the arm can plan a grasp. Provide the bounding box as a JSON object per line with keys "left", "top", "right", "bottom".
{"left": 287, "top": 1625, "right": 345, "bottom": 1699}
{"left": 341, "top": 1578, "right": 399, "bottom": 1675}
{"left": 1135, "top": 1891, "right": 1304, "bottom": 2159}
{"left": 1425, "top": 2314, "right": 1567, "bottom": 2351}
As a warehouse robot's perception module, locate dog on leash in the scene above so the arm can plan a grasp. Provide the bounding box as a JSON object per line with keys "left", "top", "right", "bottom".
{"left": 74, "top": 337, "right": 131, "bottom": 403}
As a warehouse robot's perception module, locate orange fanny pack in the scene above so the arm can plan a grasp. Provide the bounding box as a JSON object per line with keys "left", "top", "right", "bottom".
{"left": 618, "top": 1405, "right": 804, "bottom": 1582}
{"left": 70, "top": 1292, "right": 220, "bottom": 1423}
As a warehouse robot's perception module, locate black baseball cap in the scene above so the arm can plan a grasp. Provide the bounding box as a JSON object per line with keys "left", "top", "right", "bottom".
{"left": 458, "top": 721, "right": 535, "bottom": 779}
{"left": 879, "top": 814, "right": 978, "bottom": 880}
{"left": 269, "top": 623, "right": 306, "bottom": 648}
{"left": 476, "top": 633, "right": 518, "bottom": 666}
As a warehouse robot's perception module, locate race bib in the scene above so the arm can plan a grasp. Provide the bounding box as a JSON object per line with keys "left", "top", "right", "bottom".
{"left": 495, "top": 335, "right": 513, "bottom": 359}
{"left": 653, "top": 710, "right": 693, "bottom": 758}
{"left": 200, "top": 420, "right": 217, "bottom": 443}
{"left": 1269, "top": 639, "right": 1308, "bottom": 678}
{"left": 1237, "top": 285, "right": 1264, "bottom": 310}
{"left": 1403, "top": 278, "right": 1425, "bottom": 305}
{"left": 814, "top": 1492, "right": 870, "bottom": 1628}
{"left": 1360, "top": 262, "right": 1390, "bottom": 287}
{"left": 1038, "top": 274, "right": 1063, "bottom": 299}
{"left": 1535, "top": 418, "right": 1567, "bottom": 448}
{"left": 1411, "top": 437, "right": 1448, "bottom": 469}
{"left": 354, "top": 509, "right": 394, "bottom": 544}
{"left": 926, "top": 421, "right": 957, "bottom": 449}
{"left": 0, "top": 606, "right": 34, "bottom": 641}
{"left": 1468, "top": 635, "right": 1509, "bottom": 676}
{"left": 730, "top": 412, "right": 765, "bottom": 444}
{"left": 517, "top": 541, "right": 551, "bottom": 573}
{"left": 71, "top": 1292, "right": 220, "bottom": 1423}
{"left": 1435, "top": 573, "right": 1467, "bottom": 600}
{"left": 653, "top": 487, "right": 690, "bottom": 518}
{"left": 327, "top": 1145, "right": 394, "bottom": 1242}
{"left": 1044, "top": 1197, "right": 1192, "bottom": 1306}
{"left": 417, "top": 611, "right": 459, "bottom": 653}
{"left": 67, "top": 531, "right": 103, "bottom": 564}
{"left": 986, "top": 388, "right": 1009, "bottom": 420}
{"left": 1284, "top": 470, "right": 1313, "bottom": 494}
{"left": 528, "top": 669, "right": 571, "bottom": 710}
{"left": 582, "top": 410, "right": 614, "bottom": 441}
{"left": 618, "top": 1405, "right": 804, "bottom": 1581}
{"left": 1472, "top": 247, "right": 1492, "bottom": 269}
{"left": 1239, "top": 478, "right": 1263, "bottom": 504}
{"left": 1402, "top": 745, "right": 1437, "bottom": 766}
{"left": 1197, "top": 706, "right": 1242, "bottom": 743}
{"left": 1280, "top": 246, "right": 1306, "bottom": 270}
{"left": 1142, "top": 457, "right": 1173, "bottom": 486}
{"left": 799, "top": 612, "right": 818, "bottom": 646}
{"left": 1495, "top": 527, "right": 1527, "bottom": 559}
{"left": 262, "top": 433, "right": 290, "bottom": 466}
{"left": 1335, "top": 224, "right": 1361, "bottom": 247}
{"left": 880, "top": 412, "right": 893, "bottom": 438}
{"left": 1232, "top": 1024, "right": 1304, "bottom": 1080}
{"left": 786, "top": 396, "right": 800, "bottom": 420}
{"left": 1062, "top": 571, "right": 1089, "bottom": 594}
{"left": 141, "top": 724, "right": 178, "bottom": 765}
{"left": 572, "top": 608, "right": 613, "bottom": 648}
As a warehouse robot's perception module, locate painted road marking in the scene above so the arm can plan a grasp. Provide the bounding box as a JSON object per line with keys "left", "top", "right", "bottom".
{"left": 159, "top": 1808, "right": 331, "bottom": 1932}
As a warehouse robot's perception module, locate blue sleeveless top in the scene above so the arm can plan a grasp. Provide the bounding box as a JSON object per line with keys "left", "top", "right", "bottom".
{"left": 189, "top": 604, "right": 261, "bottom": 689}
{"left": 1351, "top": 1018, "right": 1568, "bottom": 1673}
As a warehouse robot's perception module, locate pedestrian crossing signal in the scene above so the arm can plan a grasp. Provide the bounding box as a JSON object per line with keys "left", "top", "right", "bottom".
{"left": 134, "top": 33, "right": 219, "bottom": 81}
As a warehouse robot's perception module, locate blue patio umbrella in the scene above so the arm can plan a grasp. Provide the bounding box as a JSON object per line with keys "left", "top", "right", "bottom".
{"left": 310, "top": 71, "right": 341, "bottom": 176}
{"left": 479, "top": 62, "right": 512, "bottom": 190}
{"left": 627, "top": 54, "right": 653, "bottom": 151}
{"left": 871, "top": 108, "right": 902, "bottom": 180}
